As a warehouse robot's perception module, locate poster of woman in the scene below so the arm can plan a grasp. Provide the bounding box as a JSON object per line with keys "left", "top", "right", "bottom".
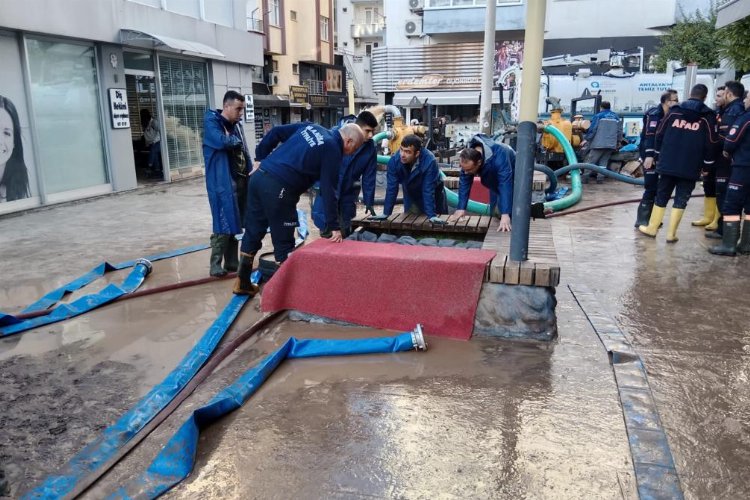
{"left": 0, "top": 95, "right": 31, "bottom": 203}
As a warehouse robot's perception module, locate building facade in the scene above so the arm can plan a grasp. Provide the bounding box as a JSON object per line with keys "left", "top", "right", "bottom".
{"left": 247, "top": 0, "right": 347, "bottom": 139}
{"left": 0, "top": 0, "right": 263, "bottom": 215}
{"left": 366, "top": 0, "right": 713, "bottom": 146}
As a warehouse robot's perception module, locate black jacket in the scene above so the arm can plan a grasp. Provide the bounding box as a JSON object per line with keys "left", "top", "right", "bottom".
{"left": 655, "top": 98, "right": 718, "bottom": 180}
{"left": 725, "top": 109, "right": 750, "bottom": 168}
{"left": 639, "top": 105, "right": 665, "bottom": 160}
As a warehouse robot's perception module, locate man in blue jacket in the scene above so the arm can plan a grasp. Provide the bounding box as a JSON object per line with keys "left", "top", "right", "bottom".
{"left": 312, "top": 111, "right": 379, "bottom": 236}
{"left": 705, "top": 80, "right": 746, "bottom": 238}
{"left": 634, "top": 90, "right": 678, "bottom": 227}
{"left": 233, "top": 122, "right": 365, "bottom": 295}
{"left": 202, "top": 91, "right": 251, "bottom": 277}
{"left": 638, "top": 84, "right": 718, "bottom": 243}
{"left": 378, "top": 134, "right": 447, "bottom": 222}
{"left": 452, "top": 134, "right": 515, "bottom": 232}
{"left": 709, "top": 91, "right": 750, "bottom": 256}
{"left": 582, "top": 101, "right": 622, "bottom": 183}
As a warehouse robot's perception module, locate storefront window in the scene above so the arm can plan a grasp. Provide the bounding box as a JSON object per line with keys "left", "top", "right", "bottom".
{"left": 25, "top": 38, "right": 108, "bottom": 194}
{"left": 159, "top": 56, "right": 209, "bottom": 173}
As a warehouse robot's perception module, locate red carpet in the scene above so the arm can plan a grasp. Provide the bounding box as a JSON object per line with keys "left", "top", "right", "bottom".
{"left": 261, "top": 239, "right": 495, "bottom": 340}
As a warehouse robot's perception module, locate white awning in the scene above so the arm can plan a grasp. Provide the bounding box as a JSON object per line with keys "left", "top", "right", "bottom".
{"left": 120, "top": 29, "right": 225, "bottom": 59}
{"left": 392, "top": 90, "right": 503, "bottom": 106}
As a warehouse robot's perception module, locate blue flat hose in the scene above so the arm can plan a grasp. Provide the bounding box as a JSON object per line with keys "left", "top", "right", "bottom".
{"left": 0, "top": 243, "right": 210, "bottom": 325}
{"left": 0, "top": 259, "right": 153, "bottom": 337}
{"left": 24, "top": 293, "right": 254, "bottom": 499}
{"left": 109, "top": 327, "right": 428, "bottom": 499}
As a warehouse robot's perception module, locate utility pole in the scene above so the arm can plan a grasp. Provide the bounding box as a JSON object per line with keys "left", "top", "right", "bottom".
{"left": 478, "top": 0, "right": 497, "bottom": 135}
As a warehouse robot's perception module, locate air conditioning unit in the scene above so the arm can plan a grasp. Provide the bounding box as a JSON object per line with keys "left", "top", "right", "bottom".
{"left": 266, "top": 72, "right": 279, "bottom": 86}
{"left": 404, "top": 18, "right": 422, "bottom": 37}
{"left": 408, "top": 0, "right": 424, "bottom": 12}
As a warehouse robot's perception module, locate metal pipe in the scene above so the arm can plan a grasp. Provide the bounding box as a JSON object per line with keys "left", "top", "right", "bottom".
{"left": 510, "top": 121, "right": 536, "bottom": 261}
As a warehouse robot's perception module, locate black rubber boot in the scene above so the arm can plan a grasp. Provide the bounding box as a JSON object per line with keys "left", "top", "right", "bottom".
{"left": 634, "top": 201, "right": 653, "bottom": 228}
{"left": 708, "top": 221, "right": 740, "bottom": 256}
{"left": 209, "top": 234, "right": 227, "bottom": 277}
{"left": 223, "top": 236, "right": 239, "bottom": 272}
{"left": 233, "top": 252, "right": 259, "bottom": 296}
{"left": 738, "top": 220, "right": 750, "bottom": 255}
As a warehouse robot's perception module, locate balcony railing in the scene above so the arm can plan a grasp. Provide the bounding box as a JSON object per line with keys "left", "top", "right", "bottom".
{"left": 305, "top": 79, "right": 325, "bottom": 94}
{"left": 351, "top": 22, "right": 386, "bottom": 39}
{"left": 246, "top": 17, "right": 263, "bottom": 32}
{"left": 716, "top": 0, "right": 739, "bottom": 10}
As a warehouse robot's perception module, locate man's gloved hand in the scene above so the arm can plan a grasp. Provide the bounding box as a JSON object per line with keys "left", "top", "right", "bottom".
{"left": 429, "top": 216, "right": 446, "bottom": 224}
{"left": 365, "top": 205, "right": 377, "bottom": 216}
{"left": 530, "top": 202, "right": 547, "bottom": 219}
{"left": 369, "top": 213, "right": 388, "bottom": 221}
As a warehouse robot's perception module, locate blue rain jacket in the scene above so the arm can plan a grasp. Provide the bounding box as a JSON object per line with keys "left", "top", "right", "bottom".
{"left": 255, "top": 122, "right": 310, "bottom": 160}
{"left": 202, "top": 109, "right": 250, "bottom": 234}
{"left": 383, "top": 147, "right": 446, "bottom": 218}
{"left": 585, "top": 109, "right": 621, "bottom": 142}
{"left": 260, "top": 123, "right": 344, "bottom": 230}
{"left": 457, "top": 135, "right": 515, "bottom": 216}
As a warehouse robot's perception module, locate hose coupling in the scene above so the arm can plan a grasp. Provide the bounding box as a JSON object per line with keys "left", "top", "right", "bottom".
{"left": 411, "top": 323, "right": 427, "bottom": 351}
{"left": 134, "top": 258, "right": 153, "bottom": 276}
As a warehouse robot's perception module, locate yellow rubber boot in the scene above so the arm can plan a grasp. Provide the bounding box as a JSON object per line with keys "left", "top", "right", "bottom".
{"left": 691, "top": 197, "right": 716, "bottom": 226}
{"left": 638, "top": 205, "right": 666, "bottom": 237}
{"left": 666, "top": 208, "right": 685, "bottom": 243}
{"left": 705, "top": 206, "right": 721, "bottom": 231}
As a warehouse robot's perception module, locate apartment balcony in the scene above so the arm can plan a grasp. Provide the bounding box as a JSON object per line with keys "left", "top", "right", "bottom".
{"left": 715, "top": 0, "right": 750, "bottom": 28}
{"left": 305, "top": 79, "right": 326, "bottom": 95}
{"left": 351, "top": 21, "right": 385, "bottom": 39}
{"left": 246, "top": 17, "right": 263, "bottom": 33}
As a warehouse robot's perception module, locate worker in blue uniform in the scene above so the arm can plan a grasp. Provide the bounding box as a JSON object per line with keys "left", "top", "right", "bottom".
{"left": 373, "top": 134, "right": 447, "bottom": 222}
{"left": 311, "top": 111, "right": 379, "bottom": 236}
{"left": 233, "top": 123, "right": 365, "bottom": 295}
{"left": 709, "top": 91, "right": 750, "bottom": 256}
{"left": 202, "top": 91, "right": 252, "bottom": 277}
{"left": 452, "top": 134, "right": 516, "bottom": 232}
{"left": 692, "top": 86, "right": 725, "bottom": 228}
{"left": 638, "top": 84, "right": 718, "bottom": 243}
{"left": 634, "top": 89, "right": 679, "bottom": 227}
{"left": 705, "top": 80, "right": 746, "bottom": 239}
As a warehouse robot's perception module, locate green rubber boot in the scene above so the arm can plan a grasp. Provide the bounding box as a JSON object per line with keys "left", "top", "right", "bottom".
{"left": 209, "top": 234, "right": 227, "bottom": 277}
{"left": 223, "top": 236, "right": 239, "bottom": 273}
{"left": 708, "top": 221, "right": 740, "bottom": 256}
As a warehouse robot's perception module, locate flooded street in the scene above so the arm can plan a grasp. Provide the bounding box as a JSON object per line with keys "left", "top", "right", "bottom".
{"left": 1, "top": 178, "right": 748, "bottom": 498}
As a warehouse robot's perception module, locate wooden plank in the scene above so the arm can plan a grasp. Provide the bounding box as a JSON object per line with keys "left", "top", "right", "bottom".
{"left": 489, "top": 254, "right": 506, "bottom": 283}
{"left": 401, "top": 213, "right": 419, "bottom": 229}
{"left": 534, "top": 263, "right": 552, "bottom": 286}
{"left": 390, "top": 213, "right": 410, "bottom": 231}
{"left": 549, "top": 266, "right": 561, "bottom": 287}
{"left": 412, "top": 214, "right": 428, "bottom": 230}
{"left": 477, "top": 215, "right": 492, "bottom": 232}
{"left": 519, "top": 260, "right": 536, "bottom": 285}
{"left": 454, "top": 216, "right": 470, "bottom": 233}
{"left": 383, "top": 213, "right": 401, "bottom": 232}
{"left": 504, "top": 259, "right": 521, "bottom": 285}
{"left": 465, "top": 216, "right": 482, "bottom": 234}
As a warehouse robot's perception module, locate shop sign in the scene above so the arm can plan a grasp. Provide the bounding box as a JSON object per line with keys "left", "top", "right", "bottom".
{"left": 395, "top": 74, "right": 481, "bottom": 90}
{"left": 309, "top": 94, "right": 328, "bottom": 107}
{"left": 244, "top": 94, "right": 255, "bottom": 122}
{"left": 289, "top": 85, "right": 308, "bottom": 104}
{"left": 108, "top": 88, "right": 130, "bottom": 129}
{"left": 328, "top": 95, "right": 346, "bottom": 107}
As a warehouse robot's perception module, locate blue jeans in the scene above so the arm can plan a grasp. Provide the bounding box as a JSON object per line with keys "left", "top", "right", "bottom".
{"left": 148, "top": 141, "right": 161, "bottom": 169}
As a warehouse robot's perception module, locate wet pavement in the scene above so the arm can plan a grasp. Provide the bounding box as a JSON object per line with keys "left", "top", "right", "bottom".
{"left": 0, "top": 177, "right": 748, "bottom": 498}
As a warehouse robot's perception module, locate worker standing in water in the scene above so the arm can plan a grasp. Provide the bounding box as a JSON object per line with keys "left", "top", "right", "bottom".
{"left": 634, "top": 89, "right": 679, "bottom": 228}
{"left": 372, "top": 134, "right": 447, "bottom": 223}
{"left": 451, "top": 134, "right": 516, "bottom": 232}
{"left": 638, "top": 84, "right": 718, "bottom": 243}
{"left": 233, "top": 123, "right": 365, "bottom": 295}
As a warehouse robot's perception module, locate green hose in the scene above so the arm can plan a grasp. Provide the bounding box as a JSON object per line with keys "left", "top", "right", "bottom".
{"left": 542, "top": 124, "right": 582, "bottom": 212}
